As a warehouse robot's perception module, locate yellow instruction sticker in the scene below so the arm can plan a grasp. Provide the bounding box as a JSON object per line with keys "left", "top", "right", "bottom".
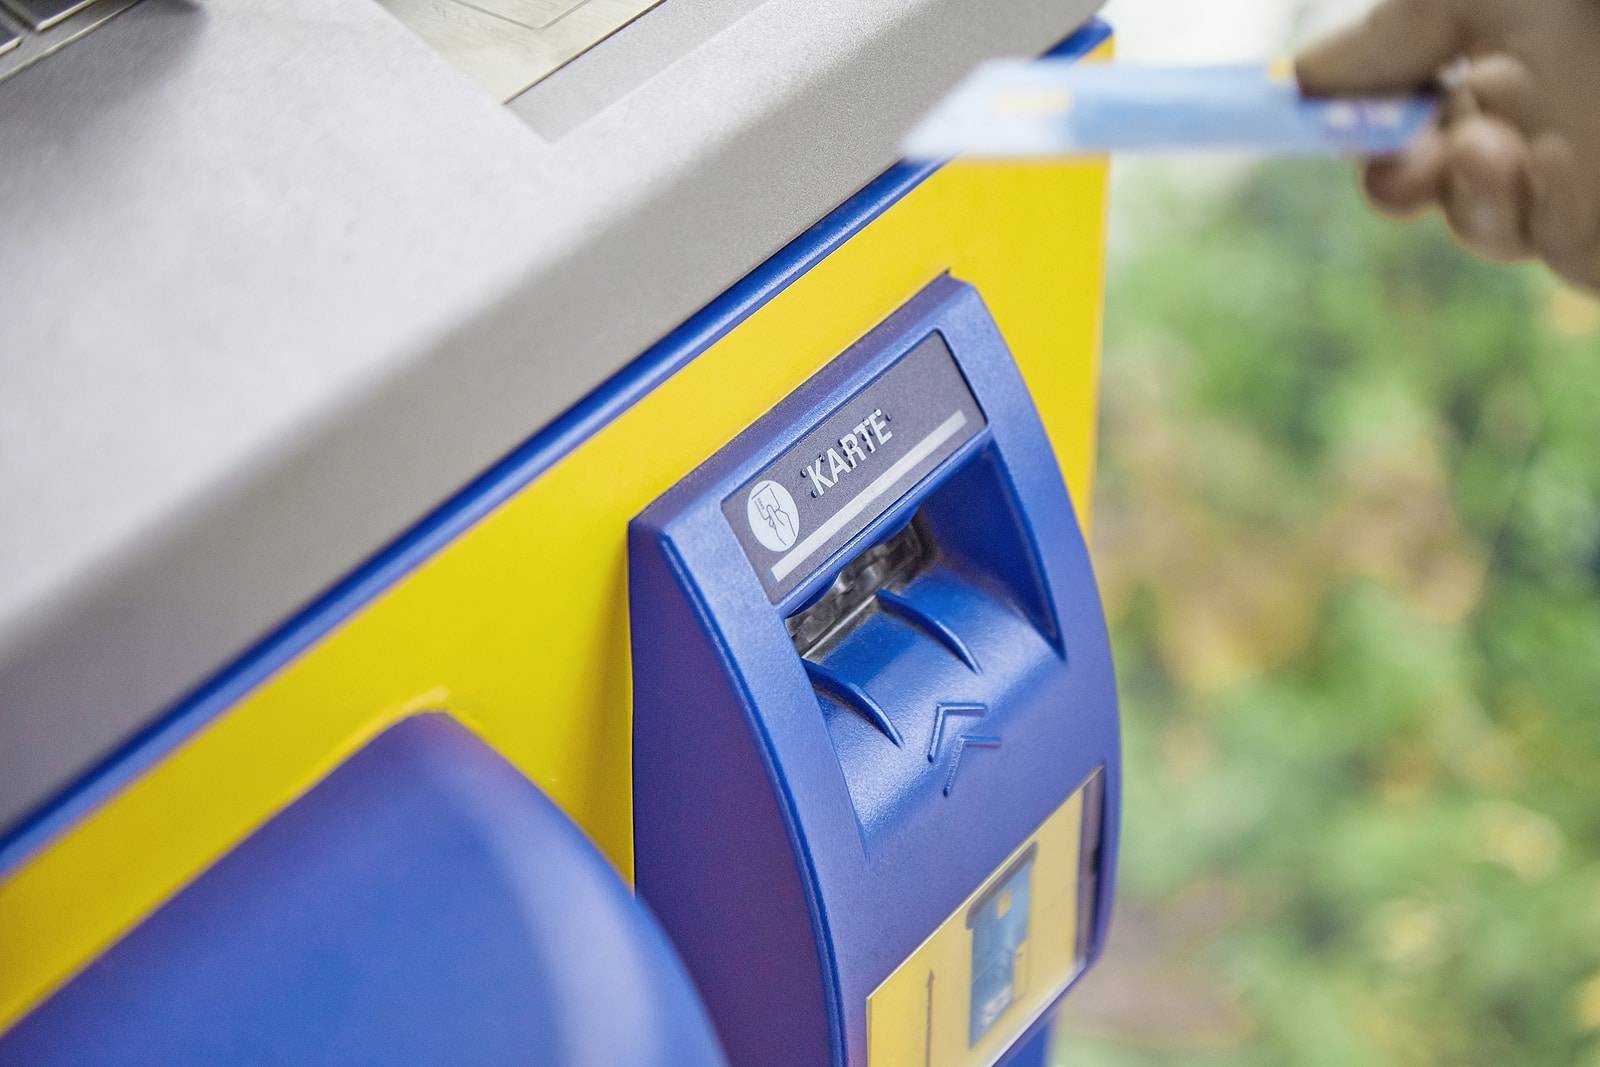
{"left": 867, "top": 784, "right": 1088, "bottom": 1066}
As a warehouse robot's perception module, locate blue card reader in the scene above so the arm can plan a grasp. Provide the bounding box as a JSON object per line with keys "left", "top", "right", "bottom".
{"left": 631, "top": 276, "right": 1121, "bottom": 1065}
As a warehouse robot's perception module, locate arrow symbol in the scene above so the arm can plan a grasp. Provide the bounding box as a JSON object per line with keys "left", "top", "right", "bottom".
{"left": 928, "top": 702, "right": 1000, "bottom": 795}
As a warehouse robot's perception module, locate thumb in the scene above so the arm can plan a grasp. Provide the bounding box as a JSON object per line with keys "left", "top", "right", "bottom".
{"left": 1296, "top": 0, "right": 1476, "bottom": 95}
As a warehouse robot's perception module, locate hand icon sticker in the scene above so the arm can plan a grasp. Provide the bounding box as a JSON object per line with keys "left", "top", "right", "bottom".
{"left": 746, "top": 480, "right": 801, "bottom": 552}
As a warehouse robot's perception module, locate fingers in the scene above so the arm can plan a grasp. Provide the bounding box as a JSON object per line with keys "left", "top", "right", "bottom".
{"left": 1297, "top": 0, "right": 1477, "bottom": 95}
{"left": 1528, "top": 133, "right": 1600, "bottom": 289}
{"left": 1359, "top": 113, "right": 1534, "bottom": 262}
{"left": 1364, "top": 123, "right": 1448, "bottom": 217}
{"left": 1459, "top": 54, "right": 1544, "bottom": 134}
{"left": 1300, "top": 1, "right": 1598, "bottom": 290}
{"left": 1440, "top": 114, "right": 1533, "bottom": 262}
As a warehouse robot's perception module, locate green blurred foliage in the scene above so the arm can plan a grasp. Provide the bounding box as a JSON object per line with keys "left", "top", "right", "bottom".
{"left": 1061, "top": 160, "right": 1600, "bottom": 1066}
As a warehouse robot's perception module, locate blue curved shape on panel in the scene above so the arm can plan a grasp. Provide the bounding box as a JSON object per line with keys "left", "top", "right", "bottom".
{"left": 0, "top": 714, "right": 726, "bottom": 1067}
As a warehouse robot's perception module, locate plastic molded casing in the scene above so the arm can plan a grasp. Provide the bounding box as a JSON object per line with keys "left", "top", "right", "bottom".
{"left": 1, "top": 715, "right": 725, "bottom": 1067}
{"left": 631, "top": 277, "right": 1121, "bottom": 1065}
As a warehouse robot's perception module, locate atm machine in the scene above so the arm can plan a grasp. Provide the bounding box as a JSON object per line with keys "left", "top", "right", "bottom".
{"left": 0, "top": 0, "right": 1118, "bottom": 1063}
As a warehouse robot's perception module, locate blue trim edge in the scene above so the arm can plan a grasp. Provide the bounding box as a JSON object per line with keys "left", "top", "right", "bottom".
{"left": 0, "top": 18, "right": 1113, "bottom": 878}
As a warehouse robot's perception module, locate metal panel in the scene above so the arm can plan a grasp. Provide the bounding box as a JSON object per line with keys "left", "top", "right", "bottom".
{"left": 0, "top": 0, "right": 1104, "bottom": 842}
{"left": 376, "top": 0, "right": 665, "bottom": 100}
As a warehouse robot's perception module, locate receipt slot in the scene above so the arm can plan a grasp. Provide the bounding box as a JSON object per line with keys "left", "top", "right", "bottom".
{"left": 630, "top": 277, "right": 1120, "bottom": 1066}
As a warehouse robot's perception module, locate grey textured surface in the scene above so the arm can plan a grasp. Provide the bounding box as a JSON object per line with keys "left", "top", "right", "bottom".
{"left": 0, "top": 0, "right": 1103, "bottom": 837}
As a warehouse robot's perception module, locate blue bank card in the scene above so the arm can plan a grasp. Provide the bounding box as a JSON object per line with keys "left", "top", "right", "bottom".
{"left": 902, "top": 61, "right": 1438, "bottom": 160}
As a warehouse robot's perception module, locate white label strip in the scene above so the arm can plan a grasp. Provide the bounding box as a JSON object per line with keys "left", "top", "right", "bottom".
{"left": 770, "top": 410, "right": 969, "bottom": 583}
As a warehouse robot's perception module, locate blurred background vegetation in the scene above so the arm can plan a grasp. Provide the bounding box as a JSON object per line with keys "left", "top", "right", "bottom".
{"left": 1058, "top": 152, "right": 1600, "bottom": 1066}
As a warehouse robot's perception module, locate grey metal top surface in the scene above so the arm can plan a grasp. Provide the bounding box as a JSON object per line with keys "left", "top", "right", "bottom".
{"left": 0, "top": 0, "right": 1103, "bottom": 839}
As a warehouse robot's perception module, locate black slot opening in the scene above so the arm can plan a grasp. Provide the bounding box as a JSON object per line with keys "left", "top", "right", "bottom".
{"left": 1075, "top": 766, "right": 1108, "bottom": 968}
{"left": 787, "top": 520, "right": 932, "bottom": 658}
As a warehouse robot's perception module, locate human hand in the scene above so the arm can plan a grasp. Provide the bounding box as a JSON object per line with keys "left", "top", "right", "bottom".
{"left": 1297, "top": 0, "right": 1600, "bottom": 291}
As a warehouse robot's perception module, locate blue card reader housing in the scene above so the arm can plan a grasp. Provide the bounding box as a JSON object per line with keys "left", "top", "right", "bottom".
{"left": 631, "top": 276, "right": 1121, "bottom": 1065}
